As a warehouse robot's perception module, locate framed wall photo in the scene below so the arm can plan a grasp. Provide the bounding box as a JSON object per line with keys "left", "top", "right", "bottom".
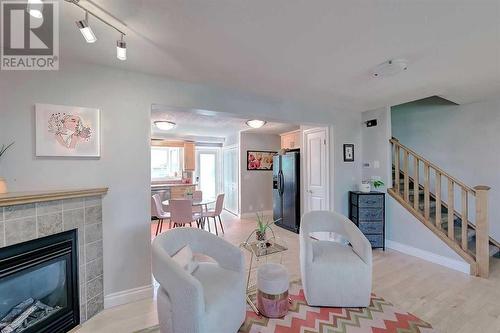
{"left": 247, "top": 150, "right": 276, "bottom": 170}
{"left": 343, "top": 144, "right": 354, "bottom": 162}
{"left": 35, "top": 104, "right": 101, "bottom": 157}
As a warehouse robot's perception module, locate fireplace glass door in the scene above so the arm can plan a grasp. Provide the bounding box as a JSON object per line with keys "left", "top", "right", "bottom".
{"left": 0, "top": 230, "right": 79, "bottom": 333}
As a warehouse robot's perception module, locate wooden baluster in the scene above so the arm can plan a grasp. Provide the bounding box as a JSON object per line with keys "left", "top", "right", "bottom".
{"left": 474, "top": 186, "right": 490, "bottom": 278}
{"left": 435, "top": 171, "right": 442, "bottom": 229}
{"left": 394, "top": 144, "right": 400, "bottom": 194}
{"left": 413, "top": 157, "right": 419, "bottom": 211}
{"left": 461, "top": 188, "right": 468, "bottom": 251}
{"left": 424, "top": 164, "right": 430, "bottom": 220}
{"left": 448, "top": 179, "right": 455, "bottom": 240}
{"left": 403, "top": 150, "right": 409, "bottom": 202}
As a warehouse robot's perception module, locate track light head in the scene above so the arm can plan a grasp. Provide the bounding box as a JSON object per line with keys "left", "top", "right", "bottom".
{"left": 76, "top": 12, "right": 97, "bottom": 43}
{"left": 27, "top": 0, "right": 43, "bottom": 19}
{"left": 116, "top": 35, "right": 127, "bottom": 61}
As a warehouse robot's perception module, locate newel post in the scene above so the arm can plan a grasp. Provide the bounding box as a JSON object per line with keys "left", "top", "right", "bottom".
{"left": 474, "top": 185, "right": 491, "bottom": 278}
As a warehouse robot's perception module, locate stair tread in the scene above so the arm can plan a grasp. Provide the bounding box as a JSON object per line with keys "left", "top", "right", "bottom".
{"left": 392, "top": 166, "right": 500, "bottom": 259}
{"left": 489, "top": 245, "right": 500, "bottom": 257}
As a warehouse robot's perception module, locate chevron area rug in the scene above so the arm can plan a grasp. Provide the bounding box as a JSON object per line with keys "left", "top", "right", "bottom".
{"left": 135, "top": 280, "right": 434, "bottom": 333}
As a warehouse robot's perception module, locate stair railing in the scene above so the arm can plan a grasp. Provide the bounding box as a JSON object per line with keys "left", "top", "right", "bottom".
{"left": 389, "top": 138, "right": 491, "bottom": 277}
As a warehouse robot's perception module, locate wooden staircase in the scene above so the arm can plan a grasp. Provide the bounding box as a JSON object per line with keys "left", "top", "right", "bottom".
{"left": 388, "top": 138, "right": 497, "bottom": 278}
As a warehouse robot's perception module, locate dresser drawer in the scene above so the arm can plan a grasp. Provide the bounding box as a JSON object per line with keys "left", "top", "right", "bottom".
{"left": 359, "top": 222, "right": 383, "bottom": 234}
{"left": 358, "top": 208, "right": 384, "bottom": 221}
{"left": 366, "top": 234, "right": 384, "bottom": 248}
{"left": 358, "top": 195, "right": 384, "bottom": 208}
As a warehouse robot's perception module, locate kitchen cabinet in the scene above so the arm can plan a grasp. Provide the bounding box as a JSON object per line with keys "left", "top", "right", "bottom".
{"left": 280, "top": 130, "right": 301, "bottom": 150}
{"left": 184, "top": 142, "right": 196, "bottom": 170}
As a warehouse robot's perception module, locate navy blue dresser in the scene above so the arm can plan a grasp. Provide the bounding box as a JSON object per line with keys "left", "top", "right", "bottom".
{"left": 349, "top": 191, "right": 385, "bottom": 250}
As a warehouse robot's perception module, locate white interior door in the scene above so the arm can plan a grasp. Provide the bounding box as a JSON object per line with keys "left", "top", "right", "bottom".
{"left": 222, "top": 145, "right": 239, "bottom": 215}
{"left": 304, "top": 128, "right": 329, "bottom": 213}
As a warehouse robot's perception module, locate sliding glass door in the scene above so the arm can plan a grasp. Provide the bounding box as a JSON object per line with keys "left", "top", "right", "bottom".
{"left": 222, "top": 145, "right": 239, "bottom": 215}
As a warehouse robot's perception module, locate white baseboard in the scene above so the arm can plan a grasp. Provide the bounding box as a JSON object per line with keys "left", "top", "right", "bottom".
{"left": 239, "top": 210, "right": 273, "bottom": 219}
{"left": 104, "top": 284, "right": 153, "bottom": 309}
{"left": 386, "top": 240, "right": 470, "bottom": 274}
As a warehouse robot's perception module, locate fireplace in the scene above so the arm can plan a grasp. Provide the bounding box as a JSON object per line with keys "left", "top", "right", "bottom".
{"left": 0, "top": 230, "right": 79, "bottom": 333}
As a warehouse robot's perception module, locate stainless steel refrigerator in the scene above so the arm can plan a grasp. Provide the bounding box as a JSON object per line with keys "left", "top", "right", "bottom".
{"left": 273, "top": 151, "right": 300, "bottom": 233}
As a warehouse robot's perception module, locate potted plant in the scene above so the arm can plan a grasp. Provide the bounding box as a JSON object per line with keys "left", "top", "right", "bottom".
{"left": 253, "top": 213, "right": 282, "bottom": 249}
{"left": 256, "top": 212, "right": 272, "bottom": 242}
{"left": 372, "top": 179, "right": 385, "bottom": 190}
{"left": 0, "top": 142, "right": 14, "bottom": 194}
{"left": 185, "top": 188, "right": 194, "bottom": 199}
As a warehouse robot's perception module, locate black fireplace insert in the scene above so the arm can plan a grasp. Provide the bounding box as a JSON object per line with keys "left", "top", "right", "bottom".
{"left": 0, "top": 230, "right": 79, "bottom": 333}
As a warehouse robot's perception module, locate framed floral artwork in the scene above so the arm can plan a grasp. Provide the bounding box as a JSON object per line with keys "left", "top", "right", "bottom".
{"left": 247, "top": 150, "right": 276, "bottom": 170}
{"left": 35, "top": 104, "right": 100, "bottom": 157}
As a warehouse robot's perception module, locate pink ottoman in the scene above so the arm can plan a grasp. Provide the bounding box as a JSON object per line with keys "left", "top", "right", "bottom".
{"left": 257, "top": 263, "right": 289, "bottom": 318}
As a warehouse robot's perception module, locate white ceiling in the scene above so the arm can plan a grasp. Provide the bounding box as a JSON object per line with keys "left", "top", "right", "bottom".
{"left": 61, "top": 0, "right": 500, "bottom": 112}
{"left": 151, "top": 105, "right": 299, "bottom": 141}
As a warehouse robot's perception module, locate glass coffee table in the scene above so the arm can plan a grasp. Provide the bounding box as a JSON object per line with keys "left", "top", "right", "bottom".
{"left": 240, "top": 239, "right": 288, "bottom": 314}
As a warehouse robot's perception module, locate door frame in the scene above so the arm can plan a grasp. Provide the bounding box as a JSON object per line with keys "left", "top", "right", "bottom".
{"left": 221, "top": 144, "right": 240, "bottom": 216}
{"left": 302, "top": 127, "right": 330, "bottom": 213}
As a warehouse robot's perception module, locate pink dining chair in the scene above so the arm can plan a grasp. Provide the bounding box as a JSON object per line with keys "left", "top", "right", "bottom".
{"left": 192, "top": 190, "right": 203, "bottom": 213}
{"left": 193, "top": 190, "right": 203, "bottom": 201}
{"left": 152, "top": 194, "right": 171, "bottom": 236}
{"left": 170, "top": 199, "right": 196, "bottom": 228}
{"left": 202, "top": 194, "right": 225, "bottom": 235}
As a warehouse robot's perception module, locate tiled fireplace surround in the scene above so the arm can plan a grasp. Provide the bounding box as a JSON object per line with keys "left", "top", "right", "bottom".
{"left": 0, "top": 195, "right": 104, "bottom": 323}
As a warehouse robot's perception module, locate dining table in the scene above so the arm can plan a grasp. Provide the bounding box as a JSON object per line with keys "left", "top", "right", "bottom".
{"left": 161, "top": 198, "right": 216, "bottom": 210}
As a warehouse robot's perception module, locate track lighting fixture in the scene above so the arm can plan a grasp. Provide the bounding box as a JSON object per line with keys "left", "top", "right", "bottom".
{"left": 116, "top": 34, "right": 127, "bottom": 61}
{"left": 65, "top": 0, "right": 127, "bottom": 60}
{"left": 76, "top": 11, "right": 97, "bottom": 43}
{"left": 27, "top": 0, "right": 43, "bottom": 19}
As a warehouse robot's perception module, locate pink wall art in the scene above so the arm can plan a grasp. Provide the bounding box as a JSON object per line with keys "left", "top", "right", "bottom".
{"left": 35, "top": 104, "right": 100, "bottom": 157}
{"left": 247, "top": 151, "right": 275, "bottom": 171}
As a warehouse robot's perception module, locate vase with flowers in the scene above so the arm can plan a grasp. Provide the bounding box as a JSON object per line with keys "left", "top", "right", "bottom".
{"left": 0, "top": 142, "right": 14, "bottom": 194}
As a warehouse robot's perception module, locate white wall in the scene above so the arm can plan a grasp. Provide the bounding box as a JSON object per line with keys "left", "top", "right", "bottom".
{"left": 392, "top": 97, "right": 500, "bottom": 241}
{"left": 0, "top": 61, "right": 362, "bottom": 301}
{"left": 331, "top": 113, "right": 363, "bottom": 216}
{"left": 361, "top": 107, "right": 392, "bottom": 187}
{"left": 239, "top": 132, "right": 280, "bottom": 215}
{"left": 361, "top": 106, "right": 468, "bottom": 267}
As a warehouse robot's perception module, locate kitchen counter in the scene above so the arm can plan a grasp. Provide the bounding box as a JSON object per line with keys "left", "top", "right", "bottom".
{"left": 151, "top": 183, "right": 198, "bottom": 200}
{"left": 151, "top": 183, "right": 198, "bottom": 189}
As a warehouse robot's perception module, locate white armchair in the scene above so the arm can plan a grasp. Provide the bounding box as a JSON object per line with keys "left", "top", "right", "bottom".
{"left": 152, "top": 227, "right": 246, "bottom": 333}
{"left": 299, "top": 211, "right": 372, "bottom": 307}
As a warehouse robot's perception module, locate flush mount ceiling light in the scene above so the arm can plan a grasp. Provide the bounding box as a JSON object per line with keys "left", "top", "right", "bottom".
{"left": 76, "top": 11, "right": 97, "bottom": 43}
{"left": 246, "top": 119, "right": 267, "bottom": 129}
{"left": 27, "top": 0, "right": 43, "bottom": 18}
{"left": 372, "top": 59, "right": 408, "bottom": 78}
{"left": 154, "top": 121, "right": 176, "bottom": 131}
{"left": 65, "top": 0, "right": 127, "bottom": 60}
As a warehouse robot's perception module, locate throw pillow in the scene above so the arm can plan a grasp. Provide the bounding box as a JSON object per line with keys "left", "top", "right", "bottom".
{"left": 172, "top": 245, "right": 199, "bottom": 274}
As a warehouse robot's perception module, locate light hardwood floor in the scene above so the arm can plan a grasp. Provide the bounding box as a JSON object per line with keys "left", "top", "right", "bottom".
{"left": 73, "top": 212, "right": 500, "bottom": 333}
